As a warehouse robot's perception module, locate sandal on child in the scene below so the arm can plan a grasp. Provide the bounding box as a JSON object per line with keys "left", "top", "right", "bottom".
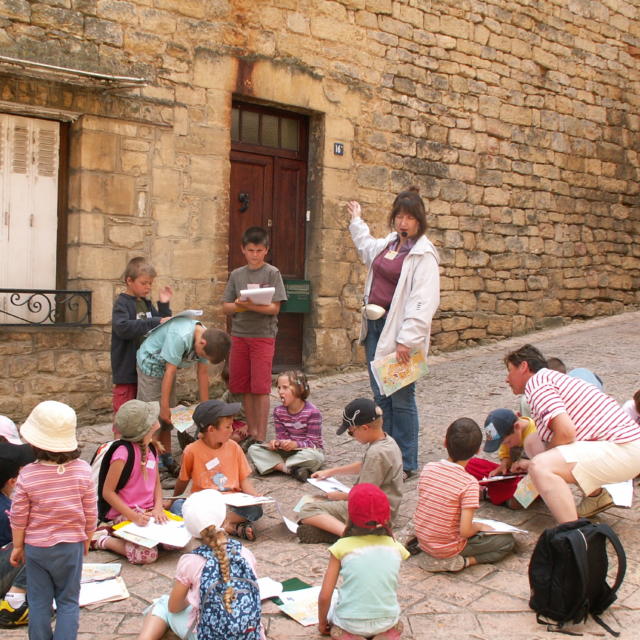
{"left": 234, "top": 522, "right": 257, "bottom": 541}
{"left": 90, "top": 528, "right": 111, "bottom": 551}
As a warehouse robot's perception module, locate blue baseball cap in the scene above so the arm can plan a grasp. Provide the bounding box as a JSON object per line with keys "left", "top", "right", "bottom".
{"left": 483, "top": 409, "right": 518, "bottom": 453}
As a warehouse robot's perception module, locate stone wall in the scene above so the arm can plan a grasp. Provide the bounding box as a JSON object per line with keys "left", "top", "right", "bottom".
{"left": 0, "top": 0, "right": 639, "bottom": 423}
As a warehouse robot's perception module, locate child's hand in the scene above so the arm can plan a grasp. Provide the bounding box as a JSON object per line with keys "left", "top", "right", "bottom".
{"left": 9, "top": 546, "right": 24, "bottom": 567}
{"left": 279, "top": 440, "right": 297, "bottom": 451}
{"left": 268, "top": 439, "right": 279, "bottom": 450}
{"left": 158, "top": 285, "right": 173, "bottom": 302}
{"left": 326, "top": 491, "right": 348, "bottom": 501}
{"left": 488, "top": 462, "right": 508, "bottom": 477}
{"left": 318, "top": 620, "right": 331, "bottom": 635}
{"left": 311, "top": 469, "right": 332, "bottom": 480}
{"left": 152, "top": 506, "right": 168, "bottom": 523}
{"left": 132, "top": 512, "right": 151, "bottom": 527}
{"left": 510, "top": 459, "right": 529, "bottom": 473}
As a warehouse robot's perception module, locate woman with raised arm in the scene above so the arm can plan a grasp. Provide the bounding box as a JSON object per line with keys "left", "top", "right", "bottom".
{"left": 348, "top": 187, "right": 440, "bottom": 479}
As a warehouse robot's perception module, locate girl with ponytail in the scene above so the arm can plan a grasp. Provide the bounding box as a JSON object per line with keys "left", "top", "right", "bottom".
{"left": 138, "top": 490, "right": 265, "bottom": 640}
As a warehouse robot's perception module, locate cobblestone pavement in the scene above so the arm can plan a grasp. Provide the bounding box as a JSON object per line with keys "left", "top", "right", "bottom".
{"left": 6, "top": 311, "right": 640, "bottom": 639}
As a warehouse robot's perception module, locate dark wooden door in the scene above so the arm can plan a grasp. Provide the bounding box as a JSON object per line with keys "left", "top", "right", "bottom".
{"left": 228, "top": 104, "right": 308, "bottom": 368}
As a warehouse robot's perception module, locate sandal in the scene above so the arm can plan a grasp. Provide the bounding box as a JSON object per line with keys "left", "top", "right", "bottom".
{"left": 234, "top": 522, "right": 257, "bottom": 541}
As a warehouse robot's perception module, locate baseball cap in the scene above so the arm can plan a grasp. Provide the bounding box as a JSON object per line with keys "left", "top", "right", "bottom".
{"left": 0, "top": 415, "right": 21, "bottom": 444}
{"left": 193, "top": 400, "right": 241, "bottom": 432}
{"left": 0, "top": 442, "right": 35, "bottom": 487}
{"left": 20, "top": 401, "right": 78, "bottom": 452}
{"left": 115, "top": 400, "right": 160, "bottom": 442}
{"left": 483, "top": 409, "right": 518, "bottom": 453}
{"left": 348, "top": 483, "right": 390, "bottom": 529}
{"left": 182, "top": 489, "right": 227, "bottom": 538}
{"left": 337, "top": 398, "right": 382, "bottom": 435}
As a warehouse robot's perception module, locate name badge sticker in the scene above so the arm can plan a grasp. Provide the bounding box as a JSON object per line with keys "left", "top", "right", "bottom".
{"left": 205, "top": 457, "right": 220, "bottom": 471}
{"left": 384, "top": 250, "right": 398, "bottom": 260}
{"left": 146, "top": 459, "right": 156, "bottom": 470}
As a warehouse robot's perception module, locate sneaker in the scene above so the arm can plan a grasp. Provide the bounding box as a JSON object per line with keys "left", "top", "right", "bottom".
{"left": 404, "top": 536, "right": 422, "bottom": 556}
{"left": 177, "top": 429, "right": 195, "bottom": 450}
{"left": 290, "top": 466, "right": 310, "bottom": 483}
{"left": 297, "top": 524, "right": 339, "bottom": 544}
{"left": 418, "top": 553, "right": 466, "bottom": 572}
{"left": 240, "top": 437, "right": 258, "bottom": 453}
{"left": 0, "top": 599, "right": 29, "bottom": 627}
{"left": 577, "top": 488, "right": 614, "bottom": 518}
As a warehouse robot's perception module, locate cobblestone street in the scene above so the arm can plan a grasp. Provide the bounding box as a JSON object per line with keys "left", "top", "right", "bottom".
{"left": 6, "top": 311, "right": 640, "bottom": 639}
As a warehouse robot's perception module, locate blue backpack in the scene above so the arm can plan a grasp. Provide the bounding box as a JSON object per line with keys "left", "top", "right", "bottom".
{"left": 191, "top": 540, "right": 261, "bottom": 640}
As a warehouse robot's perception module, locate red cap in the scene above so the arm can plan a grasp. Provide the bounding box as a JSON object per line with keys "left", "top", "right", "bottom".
{"left": 347, "top": 483, "right": 390, "bottom": 529}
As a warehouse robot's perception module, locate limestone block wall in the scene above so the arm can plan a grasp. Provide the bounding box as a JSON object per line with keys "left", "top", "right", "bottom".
{"left": 0, "top": 0, "right": 638, "bottom": 423}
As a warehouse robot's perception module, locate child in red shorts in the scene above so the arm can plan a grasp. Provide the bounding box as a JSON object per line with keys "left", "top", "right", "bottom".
{"left": 222, "top": 227, "right": 287, "bottom": 444}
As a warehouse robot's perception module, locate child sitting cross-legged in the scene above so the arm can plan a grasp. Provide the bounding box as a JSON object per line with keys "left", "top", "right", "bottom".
{"left": 413, "top": 418, "right": 515, "bottom": 572}
{"left": 92, "top": 400, "right": 167, "bottom": 565}
{"left": 318, "top": 483, "right": 407, "bottom": 640}
{"left": 169, "top": 400, "right": 263, "bottom": 541}
{"left": 248, "top": 370, "right": 324, "bottom": 483}
{"left": 297, "top": 398, "right": 403, "bottom": 544}
{"left": 138, "top": 489, "right": 265, "bottom": 640}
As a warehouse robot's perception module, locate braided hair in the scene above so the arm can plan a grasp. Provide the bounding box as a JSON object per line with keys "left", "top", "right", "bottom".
{"left": 200, "top": 525, "right": 235, "bottom": 613}
{"left": 137, "top": 440, "right": 149, "bottom": 481}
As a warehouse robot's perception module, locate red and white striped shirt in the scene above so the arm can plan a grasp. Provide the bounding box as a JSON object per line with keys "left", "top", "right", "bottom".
{"left": 525, "top": 368, "right": 640, "bottom": 444}
{"left": 414, "top": 459, "right": 479, "bottom": 558}
{"left": 10, "top": 459, "right": 97, "bottom": 547}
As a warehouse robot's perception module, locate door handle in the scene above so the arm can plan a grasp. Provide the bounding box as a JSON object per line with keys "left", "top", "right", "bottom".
{"left": 239, "top": 192, "right": 250, "bottom": 212}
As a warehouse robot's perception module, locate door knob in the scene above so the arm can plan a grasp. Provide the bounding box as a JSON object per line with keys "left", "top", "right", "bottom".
{"left": 239, "top": 192, "right": 250, "bottom": 212}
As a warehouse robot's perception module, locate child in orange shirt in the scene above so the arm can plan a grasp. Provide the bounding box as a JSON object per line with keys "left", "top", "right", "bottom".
{"left": 168, "top": 400, "right": 262, "bottom": 541}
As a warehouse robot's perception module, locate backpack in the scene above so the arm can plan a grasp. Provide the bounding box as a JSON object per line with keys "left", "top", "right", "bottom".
{"left": 91, "top": 440, "right": 156, "bottom": 522}
{"left": 191, "top": 540, "right": 261, "bottom": 640}
{"left": 528, "top": 518, "right": 626, "bottom": 636}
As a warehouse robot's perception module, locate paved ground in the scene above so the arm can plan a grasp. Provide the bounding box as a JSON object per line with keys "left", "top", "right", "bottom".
{"left": 6, "top": 310, "right": 640, "bottom": 639}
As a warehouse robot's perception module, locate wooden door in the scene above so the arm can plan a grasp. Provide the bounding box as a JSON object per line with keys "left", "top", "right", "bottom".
{"left": 229, "top": 104, "right": 308, "bottom": 368}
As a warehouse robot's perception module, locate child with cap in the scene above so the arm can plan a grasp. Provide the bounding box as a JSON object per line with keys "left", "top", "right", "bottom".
{"left": 92, "top": 399, "right": 167, "bottom": 564}
{"left": 0, "top": 442, "right": 35, "bottom": 628}
{"left": 169, "top": 400, "right": 263, "bottom": 541}
{"left": 317, "top": 483, "right": 407, "bottom": 640}
{"left": 412, "top": 418, "right": 515, "bottom": 572}
{"left": 297, "top": 397, "right": 403, "bottom": 544}
{"left": 465, "top": 408, "right": 542, "bottom": 509}
{"left": 9, "top": 401, "right": 97, "bottom": 640}
{"left": 0, "top": 416, "right": 21, "bottom": 444}
{"left": 138, "top": 489, "right": 265, "bottom": 640}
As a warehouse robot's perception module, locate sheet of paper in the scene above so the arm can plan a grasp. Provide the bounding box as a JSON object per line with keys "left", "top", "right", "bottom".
{"left": 278, "top": 586, "right": 321, "bottom": 626}
{"left": 220, "top": 492, "right": 275, "bottom": 508}
{"left": 239, "top": 287, "right": 275, "bottom": 305}
{"left": 513, "top": 473, "right": 540, "bottom": 508}
{"left": 603, "top": 479, "right": 633, "bottom": 507}
{"left": 81, "top": 563, "right": 122, "bottom": 583}
{"left": 114, "top": 518, "right": 191, "bottom": 548}
{"left": 306, "top": 477, "right": 351, "bottom": 494}
{"left": 478, "top": 474, "right": 525, "bottom": 484}
{"left": 370, "top": 349, "right": 429, "bottom": 397}
{"left": 170, "top": 405, "right": 195, "bottom": 434}
{"left": 78, "top": 577, "right": 129, "bottom": 607}
{"left": 473, "top": 517, "right": 528, "bottom": 534}
{"left": 257, "top": 577, "right": 284, "bottom": 600}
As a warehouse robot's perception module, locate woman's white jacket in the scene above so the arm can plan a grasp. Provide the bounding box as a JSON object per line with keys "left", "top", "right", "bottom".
{"left": 349, "top": 216, "right": 440, "bottom": 361}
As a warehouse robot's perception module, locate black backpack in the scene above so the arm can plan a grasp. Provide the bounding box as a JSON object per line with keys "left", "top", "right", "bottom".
{"left": 529, "top": 518, "right": 626, "bottom": 636}
{"left": 92, "top": 440, "right": 157, "bottom": 522}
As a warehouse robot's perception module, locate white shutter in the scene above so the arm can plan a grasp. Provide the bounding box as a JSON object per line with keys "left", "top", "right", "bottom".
{"left": 0, "top": 114, "right": 60, "bottom": 323}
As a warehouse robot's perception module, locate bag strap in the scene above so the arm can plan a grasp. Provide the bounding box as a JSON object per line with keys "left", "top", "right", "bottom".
{"left": 592, "top": 523, "right": 626, "bottom": 597}
{"left": 564, "top": 528, "right": 590, "bottom": 619}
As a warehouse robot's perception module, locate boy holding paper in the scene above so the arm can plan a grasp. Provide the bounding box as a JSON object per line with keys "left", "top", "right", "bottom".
{"left": 412, "top": 418, "right": 515, "bottom": 572}
{"left": 223, "top": 226, "right": 287, "bottom": 445}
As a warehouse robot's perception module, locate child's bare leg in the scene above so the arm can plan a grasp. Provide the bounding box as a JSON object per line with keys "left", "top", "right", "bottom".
{"left": 101, "top": 536, "right": 129, "bottom": 557}
{"left": 244, "top": 393, "right": 270, "bottom": 441}
{"left": 137, "top": 613, "right": 169, "bottom": 640}
{"left": 299, "top": 514, "right": 345, "bottom": 537}
{"left": 157, "top": 429, "right": 171, "bottom": 455}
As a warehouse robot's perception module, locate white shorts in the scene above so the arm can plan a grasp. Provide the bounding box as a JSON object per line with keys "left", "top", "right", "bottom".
{"left": 558, "top": 439, "right": 640, "bottom": 495}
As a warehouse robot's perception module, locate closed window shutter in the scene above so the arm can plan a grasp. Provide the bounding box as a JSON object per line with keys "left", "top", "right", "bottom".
{"left": 0, "top": 114, "right": 60, "bottom": 322}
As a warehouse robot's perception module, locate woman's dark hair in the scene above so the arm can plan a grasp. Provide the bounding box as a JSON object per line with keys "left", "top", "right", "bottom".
{"left": 31, "top": 446, "right": 81, "bottom": 464}
{"left": 388, "top": 185, "right": 427, "bottom": 236}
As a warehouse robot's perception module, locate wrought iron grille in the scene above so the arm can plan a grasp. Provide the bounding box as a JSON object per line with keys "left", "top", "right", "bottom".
{"left": 0, "top": 289, "right": 92, "bottom": 326}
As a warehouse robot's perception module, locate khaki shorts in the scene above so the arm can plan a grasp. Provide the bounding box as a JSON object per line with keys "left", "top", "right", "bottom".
{"left": 136, "top": 367, "right": 176, "bottom": 429}
{"left": 298, "top": 499, "right": 348, "bottom": 524}
{"left": 558, "top": 439, "right": 640, "bottom": 496}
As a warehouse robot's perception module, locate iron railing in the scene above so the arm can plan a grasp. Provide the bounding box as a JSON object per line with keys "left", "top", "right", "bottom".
{"left": 0, "top": 289, "right": 92, "bottom": 326}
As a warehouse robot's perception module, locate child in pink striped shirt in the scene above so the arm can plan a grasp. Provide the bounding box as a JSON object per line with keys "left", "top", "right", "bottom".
{"left": 10, "top": 401, "right": 97, "bottom": 640}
